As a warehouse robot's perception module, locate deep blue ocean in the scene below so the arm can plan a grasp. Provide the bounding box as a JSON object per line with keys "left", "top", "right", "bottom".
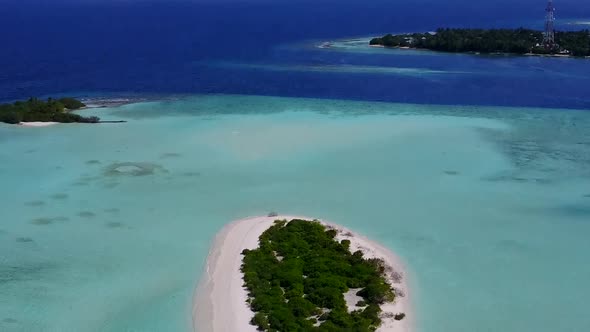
{"left": 1, "top": 0, "right": 590, "bottom": 108}
{"left": 2, "top": 1, "right": 590, "bottom": 332}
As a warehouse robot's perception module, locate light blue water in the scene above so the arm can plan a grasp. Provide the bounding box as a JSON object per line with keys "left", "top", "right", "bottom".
{"left": 1, "top": 95, "right": 590, "bottom": 331}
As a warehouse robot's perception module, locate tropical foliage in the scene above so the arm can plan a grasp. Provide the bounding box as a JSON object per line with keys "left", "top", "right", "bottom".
{"left": 370, "top": 28, "right": 590, "bottom": 56}
{"left": 0, "top": 97, "right": 98, "bottom": 124}
{"left": 241, "top": 219, "right": 396, "bottom": 332}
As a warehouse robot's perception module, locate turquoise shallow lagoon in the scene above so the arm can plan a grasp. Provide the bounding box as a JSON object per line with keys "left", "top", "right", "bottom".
{"left": 1, "top": 95, "right": 590, "bottom": 331}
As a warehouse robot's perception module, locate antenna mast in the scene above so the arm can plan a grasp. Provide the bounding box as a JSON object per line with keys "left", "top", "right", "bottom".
{"left": 543, "top": 0, "right": 556, "bottom": 47}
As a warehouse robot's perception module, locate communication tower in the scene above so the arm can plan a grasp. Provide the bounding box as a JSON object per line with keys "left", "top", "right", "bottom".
{"left": 543, "top": 0, "right": 556, "bottom": 47}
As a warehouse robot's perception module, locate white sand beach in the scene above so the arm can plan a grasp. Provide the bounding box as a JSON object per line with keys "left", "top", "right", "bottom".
{"left": 193, "top": 215, "right": 413, "bottom": 332}
{"left": 19, "top": 122, "right": 59, "bottom": 127}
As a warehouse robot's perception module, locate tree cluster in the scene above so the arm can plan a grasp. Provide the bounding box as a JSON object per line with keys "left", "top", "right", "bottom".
{"left": 370, "top": 28, "right": 590, "bottom": 56}
{"left": 556, "top": 30, "right": 590, "bottom": 56}
{"left": 0, "top": 97, "right": 98, "bottom": 124}
{"left": 241, "top": 219, "right": 396, "bottom": 332}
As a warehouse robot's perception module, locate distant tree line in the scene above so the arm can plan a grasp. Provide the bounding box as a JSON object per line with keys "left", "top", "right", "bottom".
{"left": 370, "top": 28, "right": 590, "bottom": 56}
{"left": 0, "top": 97, "right": 99, "bottom": 124}
{"left": 241, "top": 219, "right": 397, "bottom": 331}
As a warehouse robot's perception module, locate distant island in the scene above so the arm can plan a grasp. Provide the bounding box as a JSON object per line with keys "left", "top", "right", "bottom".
{"left": 369, "top": 28, "right": 590, "bottom": 57}
{"left": 0, "top": 97, "right": 99, "bottom": 125}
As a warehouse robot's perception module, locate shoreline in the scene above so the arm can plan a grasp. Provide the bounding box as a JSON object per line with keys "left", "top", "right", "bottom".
{"left": 192, "top": 215, "right": 413, "bottom": 332}
{"left": 318, "top": 38, "right": 590, "bottom": 59}
{"left": 15, "top": 120, "right": 126, "bottom": 127}
{"left": 18, "top": 122, "right": 59, "bottom": 127}
{"left": 369, "top": 44, "right": 590, "bottom": 59}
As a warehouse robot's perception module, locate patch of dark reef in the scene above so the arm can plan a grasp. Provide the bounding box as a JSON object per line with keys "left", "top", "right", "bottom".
{"left": 16, "top": 237, "right": 34, "bottom": 243}
{"left": 104, "top": 162, "right": 168, "bottom": 177}
{"left": 30, "top": 217, "right": 69, "bottom": 226}
{"left": 50, "top": 193, "right": 68, "bottom": 200}
{"left": 0, "top": 262, "right": 56, "bottom": 284}
{"left": 105, "top": 222, "right": 124, "bottom": 228}
{"left": 550, "top": 204, "right": 590, "bottom": 218}
{"left": 30, "top": 218, "right": 53, "bottom": 226}
{"left": 160, "top": 152, "right": 182, "bottom": 159}
{"left": 78, "top": 211, "right": 96, "bottom": 218}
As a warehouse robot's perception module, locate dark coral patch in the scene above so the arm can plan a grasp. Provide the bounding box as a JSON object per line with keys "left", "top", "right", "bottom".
{"left": 104, "top": 162, "right": 167, "bottom": 177}
{"left": 553, "top": 204, "right": 590, "bottom": 217}
{"left": 0, "top": 262, "right": 56, "bottom": 284}
{"left": 30, "top": 218, "right": 53, "bottom": 225}
{"left": 16, "top": 237, "right": 34, "bottom": 243}
{"left": 160, "top": 152, "right": 182, "bottom": 159}
{"left": 78, "top": 211, "right": 96, "bottom": 218}
{"left": 30, "top": 217, "right": 69, "bottom": 225}
{"left": 50, "top": 193, "right": 69, "bottom": 200}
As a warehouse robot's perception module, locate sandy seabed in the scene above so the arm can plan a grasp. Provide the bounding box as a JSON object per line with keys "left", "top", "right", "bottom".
{"left": 193, "top": 215, "right": 413, "bottom": 332}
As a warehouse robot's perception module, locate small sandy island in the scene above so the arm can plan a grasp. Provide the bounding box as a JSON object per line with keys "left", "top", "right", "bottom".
{"left": 193, "top": 215, "right": 413, "bottom": 332}
{"left": 18, "top": 122, "right": 59, "bottom": 127}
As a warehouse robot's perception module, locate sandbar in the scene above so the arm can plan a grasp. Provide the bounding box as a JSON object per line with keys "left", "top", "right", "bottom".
{"left": 19, "top": 122, "right": 59, "bottom": 127}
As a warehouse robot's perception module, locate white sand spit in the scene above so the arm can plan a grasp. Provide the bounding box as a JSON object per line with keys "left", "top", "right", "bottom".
{"left": 19, "top": 122, "right": 59, "bottom": 127}
{"left": 193, "top": 215, "right": 413, "bottom": 332}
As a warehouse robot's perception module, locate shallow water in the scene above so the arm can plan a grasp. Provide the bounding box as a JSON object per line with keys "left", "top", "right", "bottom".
{"left": 1, "top": 95, "right": 590, "bottom": 331}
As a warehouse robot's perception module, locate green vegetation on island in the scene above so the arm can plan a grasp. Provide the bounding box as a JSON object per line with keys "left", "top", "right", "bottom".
{"left": 241, "top": 219, "right": 398, "bottom": 332}
{"left": 370, "top": 28, "right": 590, "bottom": 56}
{"left": 0, "top": 97, "right": 99, "bottom": 124}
